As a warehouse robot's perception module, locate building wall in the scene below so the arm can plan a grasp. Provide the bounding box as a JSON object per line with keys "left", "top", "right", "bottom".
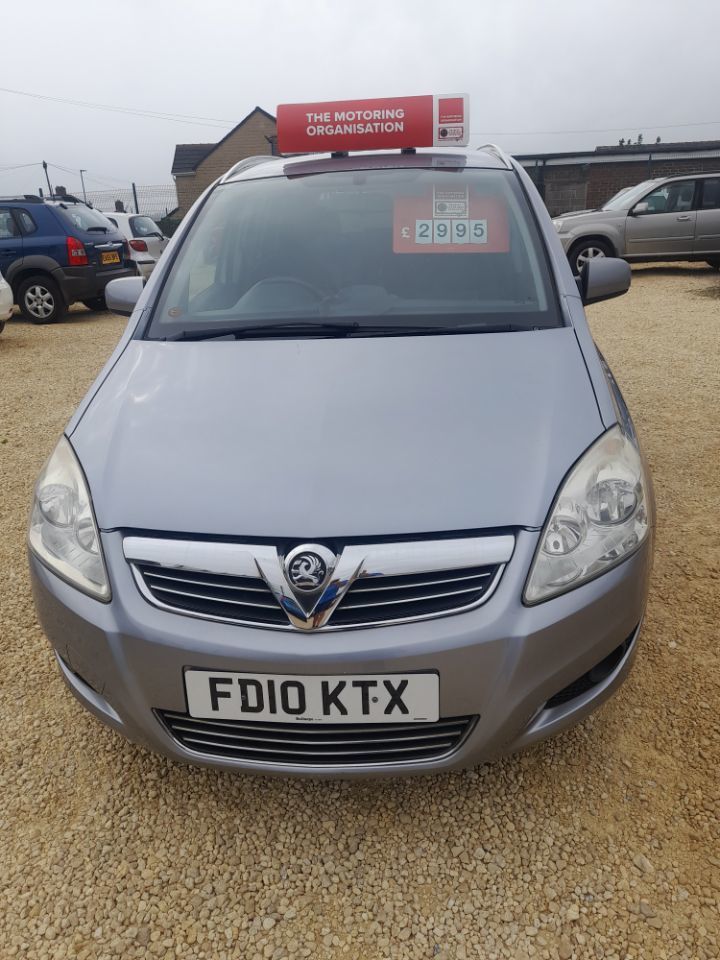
{"left": 586, "top": 157, "right": 720, "bottom": 209}
{"left": 537, "top": 166, "right": 588, "bottom": 216}
{"left": 529, "top": 156, "right": 720, "bottom": 215}
{"left": 175, "top": 112, "right": 277, "bottom": 216}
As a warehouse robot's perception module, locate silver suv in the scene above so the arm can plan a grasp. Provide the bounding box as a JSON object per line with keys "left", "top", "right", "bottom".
{"left": 554, "top": 174, "right": 720, "bottom": 274}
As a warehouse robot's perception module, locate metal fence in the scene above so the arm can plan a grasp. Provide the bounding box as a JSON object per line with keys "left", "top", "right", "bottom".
{"left": 85, "top": 183, "right": 178, "bottom": 221}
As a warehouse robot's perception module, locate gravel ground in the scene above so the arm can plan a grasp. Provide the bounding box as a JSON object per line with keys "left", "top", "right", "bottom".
{"left": 1, "top": 267, "right": 718, "bottom": 959}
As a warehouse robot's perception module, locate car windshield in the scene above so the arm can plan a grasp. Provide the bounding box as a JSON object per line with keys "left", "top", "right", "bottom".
{"left": 130, "top": 215, "right": 162, "bottom": 238}
{"left": 602, "top": 180, "right": 659, "bottom": 211}
{"left": 147, "top": 166, "right": 561, "bottom": 340}
{"left": 53, "top": 203, "right": 117, "bottom": 233}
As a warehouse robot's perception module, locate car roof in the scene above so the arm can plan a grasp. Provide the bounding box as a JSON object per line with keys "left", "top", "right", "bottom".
{"left": 220, "top": 146, "right": 513, "bottom": 184}
{"left": 655, "top": 172, "right": 719, "bottom": 185}
{"left": 45, "top": 198, "right": 97, "bottom": 208}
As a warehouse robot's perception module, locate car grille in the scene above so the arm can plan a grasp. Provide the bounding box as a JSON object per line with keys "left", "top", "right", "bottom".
{"left": 158, "top": 710, "right": 476, "bottom": 766}
{"left": 136, "top": 562, "right": 499, "bottom": 629}
{"left": 136, "top": 564, "right": 288, "bottom": 626}
{"left": 327, "top": 565, "right": 499, "bottom": 626}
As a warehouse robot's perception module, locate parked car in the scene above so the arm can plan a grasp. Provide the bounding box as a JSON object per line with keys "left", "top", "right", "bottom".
{"left": 0, "top": 195, "right": 134, "bottom": 323}
{"left": 29, "top": 142, "right": 653, "bottom": 777}
{"left": 103, "top": 212, "right": 169, "bottom": 280}
{"left": 554, "top": 173, "right": 720, "bottom": 274}
{"left": 0, "top": 268, "right": 12, "bottom": 332}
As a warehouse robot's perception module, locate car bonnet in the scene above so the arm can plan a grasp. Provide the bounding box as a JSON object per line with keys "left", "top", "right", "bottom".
{"left": 69, "top": 327, "right": 604, "bottom": 539}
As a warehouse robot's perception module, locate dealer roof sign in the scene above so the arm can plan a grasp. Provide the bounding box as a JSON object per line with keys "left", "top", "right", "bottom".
{"left": 277, "top": 95, "right": 469, "bottom": 154}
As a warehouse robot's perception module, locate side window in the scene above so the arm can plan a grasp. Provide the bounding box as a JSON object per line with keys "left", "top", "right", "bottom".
{"left": 642, "top": 181, "right": 696, "bottom": 214}
{"left": 673, "top": 181, "right": 696, "bottom": 212}
{"left": 700, "top": 179, "right": 720, "bottom": 210}
{"left": 17, "top": 210, "right": 37, "bottom": 234}
{"left": 0, "top": 208, "right": 19, "bottom": 239}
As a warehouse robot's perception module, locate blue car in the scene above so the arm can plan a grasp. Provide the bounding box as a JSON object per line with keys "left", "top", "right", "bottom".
{"left": 0, "top": 195, "right": 134, "bottom": 323}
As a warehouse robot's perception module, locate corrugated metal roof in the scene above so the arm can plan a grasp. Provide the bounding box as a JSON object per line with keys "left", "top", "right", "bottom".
{"left": 514, "top": 139, "right": 720, "bottom": 165}
{"left": 518, "top": 150, "right": 720, "bottom": 168}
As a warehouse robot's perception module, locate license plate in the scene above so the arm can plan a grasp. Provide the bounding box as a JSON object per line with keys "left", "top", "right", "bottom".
{"left": 184, "top": 670, "right": 439, "bottom": 724}
{"left": 101, "top": 251, "right": 120, "bottom": 265}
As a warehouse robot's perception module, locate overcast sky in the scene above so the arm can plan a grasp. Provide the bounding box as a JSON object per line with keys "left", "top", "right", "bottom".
{"left": 2, "top": 0, "right": 719, "bottom": 197}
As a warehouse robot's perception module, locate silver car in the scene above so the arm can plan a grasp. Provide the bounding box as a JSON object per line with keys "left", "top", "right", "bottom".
{"left": 554, "top": 173, "right": 720, "bottom": 274}
{"left": 28, "top": 146, "right": 654, "bottom": 777}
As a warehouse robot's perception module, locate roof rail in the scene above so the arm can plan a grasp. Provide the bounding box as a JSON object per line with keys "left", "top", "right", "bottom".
{"left": 47, "top": 193, "right": 91, "bottom": 205}
{"left": 476, "top": 143, "right": 513, "bottom": 169}
{"left": 0, "top": 194, "right": 44, "bottom": 204}
{"left": 220, "top": 155, "right": 275, "bottom": 182}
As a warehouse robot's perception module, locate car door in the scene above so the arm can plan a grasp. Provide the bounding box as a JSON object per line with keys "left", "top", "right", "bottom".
{"left": 693, "top": 178, "right": 720, "bottom": 257}
{"left": 624, "top": 180, "right": 698, "bottom": 258}
{"left": 0, "top": 207, "right": 23, "bottom": 277}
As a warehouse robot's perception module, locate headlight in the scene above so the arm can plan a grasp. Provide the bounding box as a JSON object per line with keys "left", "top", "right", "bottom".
{"left": 552, "top": 219, "right": 564, "bottom": 231}
{"left": 28, "top": 437, "right": 110, "bottom": 601}
{"left": 524, "top": 427, "right": 651, "bottom": 604}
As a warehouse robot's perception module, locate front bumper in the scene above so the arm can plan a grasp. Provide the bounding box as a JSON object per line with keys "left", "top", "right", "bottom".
{"left": 30, "top": 530, "right": 652, "bottom": 777}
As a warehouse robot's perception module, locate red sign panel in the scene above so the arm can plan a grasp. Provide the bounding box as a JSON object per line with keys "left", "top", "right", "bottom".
{"left": 393, "top": 187, "right": 510, "bottom": 254}
{"left": 277, "top": 95, "right": 468, "bottom": 154}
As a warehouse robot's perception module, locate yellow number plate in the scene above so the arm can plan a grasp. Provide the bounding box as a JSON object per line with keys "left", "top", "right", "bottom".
{"left": 101, "top": 251, "right": 121, "bottom": 265}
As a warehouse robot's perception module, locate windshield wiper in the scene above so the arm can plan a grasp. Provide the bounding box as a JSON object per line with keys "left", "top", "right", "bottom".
{"left": 86, "top": 226, "right": 109, "bottom": 233}
{"left": 165, "top": 321, "right": 364, "bottom": 341}
{"left": 162, "top": 320, "right": 528, "bottom": 342}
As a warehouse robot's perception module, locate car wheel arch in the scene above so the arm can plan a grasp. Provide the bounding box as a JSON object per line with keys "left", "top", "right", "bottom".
{"left": 7, "top": 257, "right": 63, "bottom": 296}
{"left": 569, "top": 234, "right": 618, "bottom": 257}
{"left": 567, "top": 235, "right": 619, "bottom": 275}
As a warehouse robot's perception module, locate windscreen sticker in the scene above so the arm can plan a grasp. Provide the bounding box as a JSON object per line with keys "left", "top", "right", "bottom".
{"left": 393, "top": 187, "right": 510, "bottom": 254}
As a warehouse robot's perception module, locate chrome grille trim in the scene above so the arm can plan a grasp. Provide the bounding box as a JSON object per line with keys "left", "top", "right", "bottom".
{"left": 339, "top": 583, "right": 493, "bottom": 611}
{"left": 349, "top": 569, "right": 494, "bottom": 593}
{"left": 158, "top": 710, "right": 477, "bottom": 766}
{"left": 143, "top": 570, "right": 272, "bottom": 593}
{"left": 144, "top": 583, "right": 280, "bottom": 610}
{"left": 125, "top": 534, "right": 513, "bottom": 631}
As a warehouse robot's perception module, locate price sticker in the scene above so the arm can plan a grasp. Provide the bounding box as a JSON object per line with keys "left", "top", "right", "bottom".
{"left": 394, "top": 192, "right": 509, "bottom": 253}
{"left": 411, "top": 218, "right": 485, "bottom": 246}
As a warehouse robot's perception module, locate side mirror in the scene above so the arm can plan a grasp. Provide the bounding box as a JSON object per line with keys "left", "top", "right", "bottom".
{"left": 105, "top": 276, "right": 145, "bottom": 316}
{"left": 631, "top": 201, "right": 649, "bottom": 216}
{"left": 579, "top": 257, "right": 631, "bottom": 305}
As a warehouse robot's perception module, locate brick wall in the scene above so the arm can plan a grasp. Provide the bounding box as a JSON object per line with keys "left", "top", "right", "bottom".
{"left": 540, "top": 166, "right": 589, "bottom": 215}
{"left": 174, "top": 112, "right": 277, "bottom": 216}
{"left": 587, "top": 157, "right": 720, "bottom": 209}
{"left": 532, "top": 156, "right": 720, "bottom": 215}
{"left": 175, "top": 175, "right": 203, "bottom": 219}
